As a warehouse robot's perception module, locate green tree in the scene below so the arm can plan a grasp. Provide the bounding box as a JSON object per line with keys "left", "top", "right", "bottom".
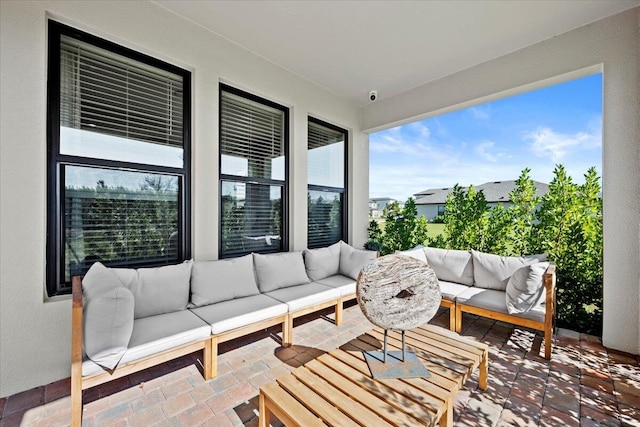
{"left": 484, "top": 203, "right": 512, "bottom": 254}
{"left": 534, "top": 165, "right": 603, "bottom": 334}
{"left": 442, "top": 185, "right": 489, "bottom": 250}
{"left": 509, "top": 168, "right": 539, "bottom": 255}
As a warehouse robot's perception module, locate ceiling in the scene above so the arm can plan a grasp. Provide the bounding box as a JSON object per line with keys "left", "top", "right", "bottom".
{"left": 154, "top": 0, "right": 639, "bottom": 106}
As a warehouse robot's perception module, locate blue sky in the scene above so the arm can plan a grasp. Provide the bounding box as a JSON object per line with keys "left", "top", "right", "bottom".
{"left": 369, "top": 73, "right": 603, "bottom": 201}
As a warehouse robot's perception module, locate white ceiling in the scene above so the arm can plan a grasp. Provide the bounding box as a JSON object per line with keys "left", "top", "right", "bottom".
{"left": 154, "top": 0, "right": 639, "bottom": 106}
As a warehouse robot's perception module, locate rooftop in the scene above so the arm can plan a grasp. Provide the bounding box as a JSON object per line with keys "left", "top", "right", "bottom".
{"left": 415, "top": 180, "right": 549, "bottom": 205}
{"left": 1, "top": 303, "right": 638, "bottom": 426}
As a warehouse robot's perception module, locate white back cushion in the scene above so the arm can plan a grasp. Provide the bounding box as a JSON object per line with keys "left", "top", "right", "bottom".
{"left": 399, "top": 247, "right": 428, "bottom": 264}
{"left": 112, "top": 261, "right": 193, "bottom": 319}
{"left": 423, "top": 247, "right": 474, "bottom": 286}
{"left": 303, "top": 242, "right": 341, "bottom": 281}
{"left": 339, "top": 241, "right": 378, "bottom": 280}
{"left": 506, "top": 262, "right": 550, "bottom": 314}
{"left": 190, "top": 255, "right": 259, "bottom": 307}
{"left": 471, "top": 250, "right": 547, "bottom": 291}
{"left": 253, "top": 252, "right": 310, "bottom": 293}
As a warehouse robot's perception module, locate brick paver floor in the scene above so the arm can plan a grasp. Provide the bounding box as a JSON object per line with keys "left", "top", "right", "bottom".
{"left": 1, "top": 302, "right": 638, "bottom": 426}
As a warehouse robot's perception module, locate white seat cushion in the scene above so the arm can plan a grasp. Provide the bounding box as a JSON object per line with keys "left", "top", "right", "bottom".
{"left": 82, "top": 310, "right": 210, "bottom": 376}
{"left": 190, "top": 294, "right": 288, "bottom": 335}
{"left": 265, "top": 282, "right": 340, "bottom": 312}
{"left": 315, "top": 274, "right": 356, "bottom": 297}
{"left": 456, "top": 287, "right": 545, "bottom": 323}
{"left": 438, "top": 280, "right": 471, "bottom": 301}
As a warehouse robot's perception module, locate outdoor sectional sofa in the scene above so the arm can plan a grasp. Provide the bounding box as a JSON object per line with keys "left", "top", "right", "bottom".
{"left": 70, "top": 241, "right": 377, "bottom": 426}
{"left": 401, "top": 246, "right": 556, "bottom": 360}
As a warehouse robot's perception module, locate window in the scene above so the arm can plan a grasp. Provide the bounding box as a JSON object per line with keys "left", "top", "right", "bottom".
{"left": 219, "top": 85, "right": 288, "bottom": 257}
{"left": 307, "top": 117, "right": 347, "bottom": 248}
{"left": 46, "top": 21, "right": 191, "bottom": 296}
{"left": 438, "top": 205, "right": 446, "bottom": 216}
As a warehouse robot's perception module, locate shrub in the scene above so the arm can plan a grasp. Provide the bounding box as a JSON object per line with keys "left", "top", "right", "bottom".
{"left": 367, "top": 165, "right": 603, "bottom": 335}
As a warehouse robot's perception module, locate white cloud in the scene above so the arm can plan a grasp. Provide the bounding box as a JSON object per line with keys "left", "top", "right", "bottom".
{"left": 474, "top": 140, "right": 507, "bottom": 163}
{"left": 469, "top": 105, "right": 491, "bottom": 120}
{"left": 525, "top": 123, "right": 601, "bottom": 162}
{"left": 369, "top": 126, "right": 459, "bottom": 164}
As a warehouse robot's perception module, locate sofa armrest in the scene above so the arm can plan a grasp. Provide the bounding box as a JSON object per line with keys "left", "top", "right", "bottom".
{"left": 543, "top": 264, "right": 557, "bottom": 350}
{"left": 71, "top": 276, "right": 84, "bottom": 361}
{"left": 71, "top": 275, "right": 84, "bottom": 426}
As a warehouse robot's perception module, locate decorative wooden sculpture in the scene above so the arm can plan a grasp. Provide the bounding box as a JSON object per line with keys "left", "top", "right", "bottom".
{"left": 356, "top": 253, "right": 441, "bottom": 377}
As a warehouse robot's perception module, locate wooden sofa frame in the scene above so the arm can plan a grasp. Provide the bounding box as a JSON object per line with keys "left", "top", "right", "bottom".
{"left": 454, "top": 264, "right": 557, "bottom": 359}
{"left": 70, "top": 276, "right": 347, "bottom": 426}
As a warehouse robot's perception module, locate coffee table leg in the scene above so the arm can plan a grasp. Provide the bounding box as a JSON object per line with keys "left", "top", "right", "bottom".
{"left": 440, "top": 398, "right": 453, "bottom": 427}
{"left": 259, "top": 391, "right": 269, "bottom": 427}
{"left": 479, "top": 349, "right": 488, "bottom": 390}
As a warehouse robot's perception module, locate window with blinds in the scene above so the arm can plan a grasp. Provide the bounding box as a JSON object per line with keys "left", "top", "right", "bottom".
{"left": 219, "top": 85, "right": 288, "bottom": 257}
{"left": 308, "top": 118, "right": 347, "bottom": 248}
{"left": 46, "top": 21, "right": 191, "bottom": 296}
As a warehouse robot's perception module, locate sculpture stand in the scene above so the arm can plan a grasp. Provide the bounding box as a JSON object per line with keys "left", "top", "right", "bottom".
{"left": 363, "top": 330, "right": 431, "bottom": 379}
{"left": 356, "top": 253, "right": 442, "bottom": 379}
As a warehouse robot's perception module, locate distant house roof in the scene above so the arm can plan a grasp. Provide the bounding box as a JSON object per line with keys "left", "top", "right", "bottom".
{"left": 414, "top": 180, "right": 549, "bottom": 205}
{"left": 369, "top": 197, "right": 396, "bottom": 202}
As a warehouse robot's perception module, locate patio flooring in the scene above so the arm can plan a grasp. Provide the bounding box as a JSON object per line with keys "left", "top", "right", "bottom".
{"left": 1, "top": 302, "right": 639, "bottom": 427}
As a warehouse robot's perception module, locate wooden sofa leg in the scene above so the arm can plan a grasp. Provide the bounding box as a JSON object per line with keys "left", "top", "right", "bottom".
{"left": 203, "top": 338, "right": 214, "bottom": 380}
{"left": 455, "top": 304, "right": 463, "bottom": 334}
{"left": 282, "top": 315, "right": 292, "bottom": 347}
{"left": 70, "top": 373, "right": 82, "bottom": 427}
{"left": 210, "top": 336, "right": 218, "bottom": 378}
{"left": 544, "top": 327, "right": 552, "bottom": 360}
{"left": 335, "top": 300, "right": 343, "bottom": 326}
{"left": 449, "top": 305, "right": 456, "bottom": 331}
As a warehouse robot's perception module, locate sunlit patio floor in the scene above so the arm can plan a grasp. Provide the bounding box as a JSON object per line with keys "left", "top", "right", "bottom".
{"left": 1, "top": 302, "right": 639, "bottom": 427}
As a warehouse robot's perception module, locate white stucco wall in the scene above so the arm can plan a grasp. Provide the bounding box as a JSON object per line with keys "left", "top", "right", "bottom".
{"left": 362, "top": 8, "right": 640, "bottom": 355}
{"left": 0, "top": 0, "right": 368, "bottom": 397}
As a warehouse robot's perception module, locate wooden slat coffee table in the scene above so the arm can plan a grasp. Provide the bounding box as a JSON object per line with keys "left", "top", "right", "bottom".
{"left": 259, "top": 324, "right": 489, "bottom": 427}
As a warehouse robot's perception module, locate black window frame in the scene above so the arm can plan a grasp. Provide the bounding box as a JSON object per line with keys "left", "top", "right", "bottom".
{"left": 218, "top": 84, "right": 290, "bottom": 258}
{"left": 46, "top": 21, "right": 192, "bottom": 297}
{"left": 307, "top": 116, "right": 348, "bottom": 249}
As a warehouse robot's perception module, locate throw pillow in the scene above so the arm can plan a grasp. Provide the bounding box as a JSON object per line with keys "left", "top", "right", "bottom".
{"left": 471, "top": 250, "right": 547, "bottom": 291}
{"left": 303, "top": 242, "right": 341, "bottom": 281}
{"left": 423, "top": 247, "right": 474, "bottom": 286}
{"left": 190, "top": 255, "right": 259, "bottom": 307}
{"left": 339, "top": 241, "right": 378, "bottom": 280}
{"left": 506, "top": 262, "right": 550, "bottom": 314}
{"left": 253, "top": 251, "right": 310, "bottom": 293}
{"left": 82, "top": 272, "right": 135, "bottom": 370}
{"left": 82, "top": 261, "right": 124, "bottom": 299}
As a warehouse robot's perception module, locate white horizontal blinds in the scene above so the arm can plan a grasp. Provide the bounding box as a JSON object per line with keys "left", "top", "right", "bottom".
{"left": 60, "top": 35, "right": 184, "bottom": 149}
{"left": 221, "top": 181, "right": 283, "bottom": 257}
{"left": 308, "top": 120, "right": 345, "bottom": 188}
{"left": 220, "top": 91, "right": 284, "bottom": 179}
{"left": 63, "top": 166, "right": 179, "bottom": 289}
{"left": 308, "top": 190, "right": 343, "bottom": 248}
{"left": 308, "top": 120, "right": 343, "bottom": 150}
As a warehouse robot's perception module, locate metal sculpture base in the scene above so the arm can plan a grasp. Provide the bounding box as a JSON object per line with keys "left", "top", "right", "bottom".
{"left": 363, "top": 330, "right": 431, "bottom": 379}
